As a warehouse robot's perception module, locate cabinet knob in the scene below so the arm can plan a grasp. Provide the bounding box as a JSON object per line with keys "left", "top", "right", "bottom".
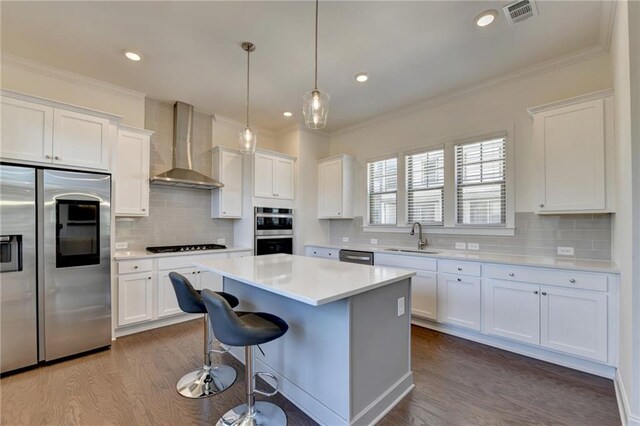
{"left": 457, "top": 278, "right": 462, "bottom": 282}
{"left": 569, "top": 278, "right": 576, "bottom": 283}
{"left": 54, "top": 156, "right": 60, "bottom": 160}
{"left": 541, "top": 291, "right": 547, "bottom": 296}
{"left": 457, "top": 267, "right": 462, "bottom": 271}
{"left": 45, "top": 155, "right": 51, "bottom": 159}
{"left": 134, "top": 265, "right": 138, "bottom": 269}
{"left": 223, "top": 211, "right": 226, "bottom": 214}
{"left": 148, "top": 276, "right": 152, "bottom": 280}
{"left": 142, "top": 208, "right": 146, "bottom": 211}
{"left": 337, "top": 212, "right": 341, "bottom": 215}
{"left": 533, "top": 290, "right": 539, "bottom": 295}
{"left": 508, "top": 272, "right": 514, "bottom": 277}
{"left": 539, "top": 203, "right": 544, "bottom": 208}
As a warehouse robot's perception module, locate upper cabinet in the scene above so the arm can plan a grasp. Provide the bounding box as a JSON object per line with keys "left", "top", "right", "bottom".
{"left": 253, "top": 151, "right": 295, "bottom": 200}
{"left": 318, "top": 154, "right": 354, "bottom": 219}
{"left": 211, "top": 147, "right": 243, "bottom": 218}
{"left": 529, "top": 90, "right": 614, "bottom": 214}
{"left": 115, "top": 126, "right": 153, "bottom": 217}
{"left": 1, "top": 90, "right": 120, "bottom": 171}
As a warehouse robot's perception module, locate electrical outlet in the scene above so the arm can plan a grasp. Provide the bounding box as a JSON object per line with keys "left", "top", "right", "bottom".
{"left": 342, "top": 237, "right": 349, "bottom": 243}
{"left": 557, "top": 246, "right": 574, "bottom": 256}
{"left": 397, "top": 297, "right": 405, "bottom": 316}
{"left": 115, "top": 242, "right": 128, "bottom": 250}
{"left": 217, "top": 238, "right": 226, "bottom": 245}
{"left": 370, "top": 238, "right": 378, "bottom": 245}
{"left": 468, "top": 243, "right": 480, "bottom": 251}
{"left": 455, "top": 242, "right": 466, "bottom": 250}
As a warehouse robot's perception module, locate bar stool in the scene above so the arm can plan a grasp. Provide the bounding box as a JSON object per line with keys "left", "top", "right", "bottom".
{"left": 169, "top": 272, "right": 238, "bottom": 399}
{"left": 202, "top": 289, "right": 289, "bottom": 426}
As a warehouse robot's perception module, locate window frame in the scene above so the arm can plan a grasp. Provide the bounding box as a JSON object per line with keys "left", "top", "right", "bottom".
{"left": 366, "top": 155, "right": 399, "bottom": 226}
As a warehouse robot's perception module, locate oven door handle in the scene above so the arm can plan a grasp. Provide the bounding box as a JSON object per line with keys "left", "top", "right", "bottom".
{"left": 256, "top": 214, "right": 293, "bottom": 219}
{"left": 256, "top": 235, "right": 293, "bottom": 240}
{"left": 341, "top": 255, "right": 371, "bottom": 262}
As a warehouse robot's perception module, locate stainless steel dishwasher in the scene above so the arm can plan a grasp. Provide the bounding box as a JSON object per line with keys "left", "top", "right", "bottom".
{"left": 339, "top": 249, "right": 374, "bottom": 265}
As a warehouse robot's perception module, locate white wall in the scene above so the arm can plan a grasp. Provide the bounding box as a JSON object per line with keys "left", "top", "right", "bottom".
{"left": 212, "top": 116, "right": 280, "bottom": 152}
{"left": 328, "top": 54, "right": 613, "bottom": 217}
{"left": 1, "top": 54, "right": 145, "bottom": 127}
{"left": 611, "top": 0, "right": 640, "bottom": 423}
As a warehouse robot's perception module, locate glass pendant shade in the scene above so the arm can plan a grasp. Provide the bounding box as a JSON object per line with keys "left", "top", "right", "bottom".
{"left": 303, "top": 89, "right": 330, "bottom": 129}
{"left": 238, "top": 126, "right": 257, "bottom": 154}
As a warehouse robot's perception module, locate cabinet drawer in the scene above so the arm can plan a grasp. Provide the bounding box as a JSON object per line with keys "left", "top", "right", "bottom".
{"left": 229, "top": 251, "right": 252, "bottom": 258}
{"left": 306, "top": 247, "right": 339, "bottom": 260}
{"left": 438, "top": 260, "right": 481, "bottom": 277}
{"left": 374, "top": 253, "right": 437, "bottom": 271}
{"left": 485, "top": 265, "right": 608, "bottom": 292}
{"left": 118, "top": 259, "right": 153, "bottom": 274}
{"left": 158, "top": 253, "right": 228, "bottom": 270}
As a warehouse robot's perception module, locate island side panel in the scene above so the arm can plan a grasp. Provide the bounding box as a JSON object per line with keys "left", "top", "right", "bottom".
{"left": 223, "top": 277, "right": 351, "bottom": 424}
{"left": 349, "top": 278, "right": 413, "bottom": 424}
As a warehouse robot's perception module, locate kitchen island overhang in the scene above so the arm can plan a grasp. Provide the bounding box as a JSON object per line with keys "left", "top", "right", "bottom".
{"left": 194, "top": 254, "right": 416, "bottom": 426}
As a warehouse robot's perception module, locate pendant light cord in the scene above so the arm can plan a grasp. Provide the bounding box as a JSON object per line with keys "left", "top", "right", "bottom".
{"left": 314, "top": 0, "right": 319, "bottom": 91}
{"left": 246, "top": 47, "right": 250, "bottom": 127}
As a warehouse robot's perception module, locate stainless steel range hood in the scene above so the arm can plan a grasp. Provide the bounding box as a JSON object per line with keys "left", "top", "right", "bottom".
{"left": 150, "top": 101, "right": 223, "bottom": 190}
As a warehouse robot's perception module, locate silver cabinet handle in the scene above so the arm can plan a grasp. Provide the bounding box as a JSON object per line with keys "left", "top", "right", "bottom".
{"left": 45, "top": 154, "right": 51, "bottom": 159}
{"left": 457, "top": 278, "right": 462, "bottom": 282}
{"left": 541, "top": 291, "right": 547, "bottom": 296}
{"left": 54, "top": 156, "right": 60, "bottom": 160}
{"left": 533, "top": 290, "right": 539, "bottom": 294}
{"left": 457, "top": 267, "right": 462, "bottom": 271}
{"left": 148, "top": 276, "right": 152, "bottom": 280}
{"left": 509, "top": 272, "right": 514, "bottom": 277}
{"left": 142, "top": 208, "right": 146, "bottom": 212}
{"left": 134, "top": 265, "right": 138, "bottom": 269}
{"left": 223, "top": 211, "right": 226, "bottom": 214}
{"left": 539, "top": 203, "right": 544, "bottom": 208}
{"left": 569, "top": 279, "right": 576, "bottom": 283}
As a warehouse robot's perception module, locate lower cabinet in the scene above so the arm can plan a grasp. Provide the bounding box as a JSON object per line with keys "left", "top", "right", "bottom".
{"left": 438, "top": 273, "right": 481, "bottom": 331}
{"left": 411, "top": 271, "right": 438, "bottom": 320}
{"left": 483, "top": 279, "right": 540, "bottom": 345}
{"left": 118, "top": 273, "right": 154, "bottom": 326}
{"left": 157, "top": 267, "right": 197, "bottom": 318}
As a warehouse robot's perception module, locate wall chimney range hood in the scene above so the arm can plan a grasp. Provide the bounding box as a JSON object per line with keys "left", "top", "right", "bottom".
{"left": 150, "top": 101, "right": 223, "bottom": 190}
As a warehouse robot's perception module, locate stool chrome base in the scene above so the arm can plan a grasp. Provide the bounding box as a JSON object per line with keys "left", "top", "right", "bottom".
{"left": 216, "top": 401, "right": 287, "bottom": 426}
{"left": 176, "top": 364, "right": 237, "bottom": 399}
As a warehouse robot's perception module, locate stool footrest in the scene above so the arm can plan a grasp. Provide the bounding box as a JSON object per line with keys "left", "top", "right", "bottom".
{"left": 254, "top": 372, "right": 279, "bottom": 397}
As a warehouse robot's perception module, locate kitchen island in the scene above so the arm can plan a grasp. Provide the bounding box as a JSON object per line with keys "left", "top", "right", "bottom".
{"left": 194, "top": 254, "right": 416, "bottom": 426}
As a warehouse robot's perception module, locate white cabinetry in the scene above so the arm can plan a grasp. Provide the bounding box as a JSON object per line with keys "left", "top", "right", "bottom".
{"left": 117, "top": 260, "right": 154, "bottom": 326}
{"left": 157, "top": 267, "right": 196, "bottom": 318}
{"left": 483, "top": 279, "right": 540, "bottom": 345}
{"left": 438, "top": 273, "right": 481, "bottom": 331}
{"left": 318, "top": 155, "right": 354, "bottom": 219}
{"left": 115, "top": 126, "right": 152, "bottom": 216}
{"left": 254, "top": 151, "right": 295, "bottom": 200}
{"left": 212, "top": 147, "right": 243, "bottom": 218}
{"left": 529, "top": 90, "right": 614, "bottom": 214}
{"left": 0, "top": 90, "right": 119, "bottom": 171}
{"left": 305, "top": 246, "right": 340, "bottom": 260}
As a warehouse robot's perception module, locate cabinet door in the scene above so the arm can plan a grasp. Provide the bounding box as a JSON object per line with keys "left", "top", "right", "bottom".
{"left": 412, "top": 271, "right": 438, "bottom": 320}
{"left": 53, "top": 109, "right": 110, "bottom": 170}
{"left": 115, "top": 129, "right": 150, "bottom": 216}
{"left": 199, "top": 270, "right": 223, "bottom": 293}
{"left": 438, "top": 273, "right": 481, "bottom": 331}
{"left": 219, "top": 150, "right": 243, "bottom": 217}
{"left": 254, "top": 153, "right": 275, "bottom": 198}
{"left": 318, "top": 159, "right": 343, "bottom": 218}
{"left": 118, "top": 273, "right": 153, "bottom": 326}
{"left": 540, "top": 286, "right": 608, "bottom": 362}
{"left": 274, "top": 157, "right": 294, "bottom": 199}
{"left": 1, "top": 97, "right": 54, "bottom": 163}
{"left": 157, "top": 268, "right": 195, "bottom": 318}
{"left": 535, "top": 99, "right": 605, "bottom": 212}
{"left": 483, "top": 279, "right": 540, "bottom": 345}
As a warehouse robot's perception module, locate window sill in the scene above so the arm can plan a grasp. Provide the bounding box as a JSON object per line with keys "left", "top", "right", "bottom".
{"left": 362, "top": 225, "right": 515, "bottom": 236}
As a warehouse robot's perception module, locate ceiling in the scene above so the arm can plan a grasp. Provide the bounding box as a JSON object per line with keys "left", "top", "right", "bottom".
{"left": 1, "top": 1, "right": 607, "bottom": 133}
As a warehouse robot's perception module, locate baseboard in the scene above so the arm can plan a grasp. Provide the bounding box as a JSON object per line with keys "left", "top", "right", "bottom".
{"left": 615, "top": 370, "right": 640, "bottom": 426}
{"left": 413, "top": 318, "right": 616, "bottom": 379}
{"left": 351, "top": 372, "right": 414, "bottom": 425}
{"left": 113, "top": 314, "right": 200, "bottom": 338}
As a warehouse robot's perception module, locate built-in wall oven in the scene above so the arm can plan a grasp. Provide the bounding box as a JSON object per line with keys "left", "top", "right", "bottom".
{"left": 255, "top": 207, "right": 293, "bottom": 255}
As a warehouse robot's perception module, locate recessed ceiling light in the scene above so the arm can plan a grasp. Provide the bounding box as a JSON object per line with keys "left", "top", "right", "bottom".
{"left": 124, "top": 50, "right": 142, "bottom": 61}
{"left": 475, "top": 10, "right": 498, "bottom": 27}
{"left": 283, "top": 111, "right": 293, "bottom": 117}
{"left": 354, "top": 72, "right": 369, "bottom": 83}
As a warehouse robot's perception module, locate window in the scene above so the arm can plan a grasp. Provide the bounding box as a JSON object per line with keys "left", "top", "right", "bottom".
{"left": 406, "top": 148, "right": 444, "bottom": 225}
{"left": 455, "top": 136, "right": 506, "bottom": 226}
{"left": 367, "top": 157, "right": 397, "bottom": 225}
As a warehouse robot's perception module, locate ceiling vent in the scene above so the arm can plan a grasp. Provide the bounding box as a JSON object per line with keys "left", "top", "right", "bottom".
{"left": 503, "top": 0, "right": 538, "bottom": 25}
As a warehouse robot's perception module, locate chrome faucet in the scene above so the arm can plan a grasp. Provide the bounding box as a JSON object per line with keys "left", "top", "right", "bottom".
{"left": 410, "top": 222, "right": 428, "bottom": 250}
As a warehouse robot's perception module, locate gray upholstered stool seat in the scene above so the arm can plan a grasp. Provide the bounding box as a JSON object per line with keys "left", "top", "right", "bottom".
{"left": 202, "top": 289, "right": 289, "bottom": 426}
{"left": 169, "top": 272, "right": 239, "bottom": 399}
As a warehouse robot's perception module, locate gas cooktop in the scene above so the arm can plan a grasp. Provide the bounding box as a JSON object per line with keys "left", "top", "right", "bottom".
{"left": 146, "top": 243, "right": 227, "bottom": 254}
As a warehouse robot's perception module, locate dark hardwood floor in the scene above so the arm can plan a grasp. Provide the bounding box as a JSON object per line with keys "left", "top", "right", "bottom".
{"left": 1, "top": 321, "right": 619, "bottom": 425}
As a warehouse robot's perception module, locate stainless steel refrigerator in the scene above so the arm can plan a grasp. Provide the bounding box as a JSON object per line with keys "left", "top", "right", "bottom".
{"left": 0, "top": 165, "right": 111, "bottom": 374}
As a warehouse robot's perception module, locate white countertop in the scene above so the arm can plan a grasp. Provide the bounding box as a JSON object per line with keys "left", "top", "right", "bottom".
{"left": 194, "top": 253, "right": 416, "bottom": 306}
{"left": 114, "top": 246, "right": 252, "bottom": 260}
{"left": 306, "top": 243, "right": 619, "bottom": 273}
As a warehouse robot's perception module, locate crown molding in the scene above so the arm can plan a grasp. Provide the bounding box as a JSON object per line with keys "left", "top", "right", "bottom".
{"left": 527, "top": 88, "right": 613, "bottom": 116}
{"left": 330, "top": 44, "right": 609, "bottom": 138}
{"left": 1, "top": 52, "right": 146, "bottom": 101}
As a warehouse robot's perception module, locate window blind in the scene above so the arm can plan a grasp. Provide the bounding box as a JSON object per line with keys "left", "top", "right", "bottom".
{"left": 406, "top": 148, "right": 444, "bottom": 225}
{"left": 455, "top": 137, "right": 506, "bottom": 226}
{"left": 367, "top": 157, "right": 397, "bottom": 225}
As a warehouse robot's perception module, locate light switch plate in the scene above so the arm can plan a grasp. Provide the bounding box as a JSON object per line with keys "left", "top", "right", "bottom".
{"left": 115, "top": 242, "right": 128, "bottom": 250}
{"left": 370, "top": 239, "right": 378, "bottom": 245}
{"left": 217, "top": 238, "right": 226, "bottom": 245}
{"left": 455, "top": 242, "right": 466, "bottom": 250}
{"left": 397, "top": 297, "right": 405, "bottom": 316}
{"left": 468, "top": 243, "right": 480, "bottom": 250}
{"left": 557, "top": 246, "right": 574, "bottom": 256}
{"left": 342, "top": 237, "right": 349, "bottom": 243}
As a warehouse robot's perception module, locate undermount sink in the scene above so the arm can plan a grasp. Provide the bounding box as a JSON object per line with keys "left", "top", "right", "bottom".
{"left": 384, "top": 248, "right": 440, "bottom": 254}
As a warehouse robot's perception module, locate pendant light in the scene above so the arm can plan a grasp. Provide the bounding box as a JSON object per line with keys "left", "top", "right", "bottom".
{"left": 303, "top": 0, "right": 329, "bottom": 129}
{"left": 239, "top": 42, "right": 257, "bottom": 154}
